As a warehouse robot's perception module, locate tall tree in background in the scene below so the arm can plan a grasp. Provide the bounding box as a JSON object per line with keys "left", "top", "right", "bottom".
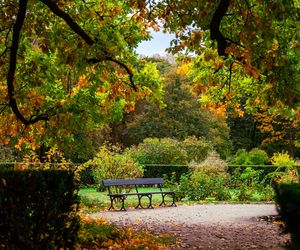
{"left": 119, "top": 58, "right": 232, "bottom": 159}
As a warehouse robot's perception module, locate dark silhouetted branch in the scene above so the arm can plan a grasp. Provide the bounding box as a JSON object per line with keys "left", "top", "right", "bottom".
{"left": 7, "top": 0, "right": 49, "bottom": 125}
{"left": 39, "top": 0, "right": 95, "bottom": 45}
{"left": 86, "top": 57, "right": 137, "bottom": 91}
{"left": 210, "top": 0, "right": 231, "bottom": 56}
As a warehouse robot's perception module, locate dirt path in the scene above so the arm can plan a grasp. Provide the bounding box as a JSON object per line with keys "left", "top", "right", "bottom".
{"left": 89, "top": 204, "right": 290, "bottom": 249}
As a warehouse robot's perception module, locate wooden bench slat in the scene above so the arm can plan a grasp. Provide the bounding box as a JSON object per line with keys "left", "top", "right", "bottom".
{"left": 103, "top": 178, "right": 164, "bottom": 187}
{"left": 108, "top": 191, "right": 175, "bottom": 196}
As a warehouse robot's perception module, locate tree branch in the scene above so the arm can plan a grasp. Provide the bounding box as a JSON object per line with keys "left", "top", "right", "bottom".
{"left": 40, "top": 0, "right": 137, "bottom": 90}
{"left": 7, "top": 0, "right": 49, "bottom": 125}
{"left": 39, "top": 0, "right": 95, "bottom": 45}
{"left": 210, "top": 0, "right": 232, "bottom": 56}
{"left": 86, "top": 57, "right": 137, "bottom": 91}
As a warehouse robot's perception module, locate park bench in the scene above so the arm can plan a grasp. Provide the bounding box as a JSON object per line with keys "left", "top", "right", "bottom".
{"left": 102, "top": 178, "right": 176, "bottom": 211}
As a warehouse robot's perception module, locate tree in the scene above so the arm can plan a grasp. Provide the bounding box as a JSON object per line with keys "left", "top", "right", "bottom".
{"left": 133, "top": 1, "right": 299, "bottom": 117}
{"left": 1, "top": 0, "right": 299, "bottom": 157}
{"left": 254, "top": 109, "right": 300, "bottom": 157}
{"left": 120, "top": 58, "right": 232, "bottom": 158}
{"left": 0, "top": 0, "right": 164, "bottom": 154}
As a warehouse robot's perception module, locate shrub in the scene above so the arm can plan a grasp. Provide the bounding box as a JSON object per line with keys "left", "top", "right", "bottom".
{"left": 265, "top": 152, "right": 299, "bottom": 184}
{"left": 239, "top": 167, "right": 263, "bottom": 186}
{"left": 142, "top": 164, "right": 190, "bottom": 182}
{"left": 128, "top": 138, "right": 188, "bottom": 164}
{"left": 248, "top": 148, "right": 269, "bottom": 165}
{"left": 231, "top": 149, "right": 250, "bottom": 165}
{"left": 182, "top": 136, "right": 212, "bottom": 163}
{"left": 178, "top": 152, "right": 230, "bottom": 201}
{"left": 271, "top": 151, "right": 295, "bottom": 166}
{"left": 231, "top": 148, "right": 269, "bottom": 165}
{"left": 188, "top": 172, "right": 229, "bottom": 200}
{"left": 84, "top": 144, "right": 143, "bottom": 185}
{"left": 190, "top": 151, "right": 228, "bottom": 177}
{"left": 275, "top": 183, "right": 300, "bottom": 249}
{"left": 0, "top": 170, "right": 80, "bottom": 249}
{"left": 16, "top": 147, "right": 87, "bottom": 183}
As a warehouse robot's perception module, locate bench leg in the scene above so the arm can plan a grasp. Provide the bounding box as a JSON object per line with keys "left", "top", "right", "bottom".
{"left": 159, "top": 193, "right": 167, "bottom": 207}
{"left": 135, "top": 194, "right": 154, "bottom": 209}
{"left": 159, "top": 193, "right": 177, "bottom": 207}
{"left": 108, "top": 196, "right": 127, "bottom": 211}
{"left": 108, "top": 196, "right": 115, "bottom": 210}
{"left": 170, "top": 192, "right": 177, "bottom": 207}
{"left": 119, "top": 196, "right": 126, "bottom": 211}
{"left": 147, "top": 194, "right": 154, "bottom": 209}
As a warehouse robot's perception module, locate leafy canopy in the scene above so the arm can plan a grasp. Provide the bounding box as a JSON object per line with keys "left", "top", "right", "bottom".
{"left": 0, "top": 0, "right": 164, "bottom": 150}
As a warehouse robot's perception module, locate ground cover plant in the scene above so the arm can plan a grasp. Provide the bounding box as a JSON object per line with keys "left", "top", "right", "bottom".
{"left": 78, "top": 215, "right": 174, "bottom": 249}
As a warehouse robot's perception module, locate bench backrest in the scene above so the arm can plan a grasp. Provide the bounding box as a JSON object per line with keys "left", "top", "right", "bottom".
{"left": 102, "top": 178, "right": 164, "bottom": 187}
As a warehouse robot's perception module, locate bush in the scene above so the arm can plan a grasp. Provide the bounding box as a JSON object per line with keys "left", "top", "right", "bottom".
{"left": 275, "top": 183, "right": 300, "bottom": 249}
{"left": 143, "top": 164, "right": 190, "bottom": 182}
{"left": 182, "top": 136, "right": 212, "bottom": 163}
{"left": 264, "top": 152, "right": 298, "bottom": 185}
{"left": 0, "top": 170, "right": 80, "bottom": 249}
{"left": 128, "top": 138, "right": 188, "bottom": 164}
{"left": 178, "top": 152, "right": 229, "bottom": 201}
{"left": 84, "top": 144, "right": 143, "bottom": 185}
{"left": 231, "top": 148, "right": 269, "bottom": 165}
{"left": 271, "top": 151, "right": 295, "bottom": 166}
{"left": 190, "top": 151, "right": 228, "bottom": 177}
{"left": 188, "top": 172, "right": 229, "bottom": 200}
{"left": 248, "top": 148, "right": 269, "bottom": 165}
{"left": 128, "top": 137, "right": 215, "bottom": 165}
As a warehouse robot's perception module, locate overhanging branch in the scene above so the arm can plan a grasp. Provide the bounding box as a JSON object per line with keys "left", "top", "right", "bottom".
{"left": 7, "top": 0, "right": 49, "bottom": 125}
{"left": 39, "top": 0, "right": 95, "bottom": 45}
{"left": 40, "top": 0, "right": 137, "bottom": 90}
{"left": 86, "top": 57, "right": 137, "bottom": 91}
{"left": 210, "top": 0, "right": 232, "bottom": 56}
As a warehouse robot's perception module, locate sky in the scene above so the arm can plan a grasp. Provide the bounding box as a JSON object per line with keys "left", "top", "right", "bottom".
{"left": 136, "top": 31, "right": 175, "bottom": 56}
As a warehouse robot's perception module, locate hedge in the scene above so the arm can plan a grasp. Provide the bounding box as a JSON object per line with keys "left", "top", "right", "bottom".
{"left": 0, "top": 170, "right": 80, "bottom": 249}
{"left": 0, "top": 162, "right": 14, "bottom": 170}
{"left": 275, "top": 183, "right": 300, "bottom": 249}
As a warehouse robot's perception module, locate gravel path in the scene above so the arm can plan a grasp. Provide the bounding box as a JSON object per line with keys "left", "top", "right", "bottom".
{"left": 89, "top": 204, "right": 290, "bottom": 249}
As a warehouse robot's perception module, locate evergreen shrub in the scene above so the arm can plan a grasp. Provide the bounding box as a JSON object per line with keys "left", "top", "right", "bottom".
{"left": 0, "top": 170, "right": 80, "bottom": 249}
{"left": 231, "top": 148, "right": 269, "bottom": 165}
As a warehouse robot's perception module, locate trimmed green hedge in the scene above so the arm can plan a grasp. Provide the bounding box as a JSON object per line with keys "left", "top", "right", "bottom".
{"left": 0, "top": 170, "right": 80, "bottom": 249}
{"left": 142, "top": 164, "right": 190, "bottom": 181}
{"left": 275, "top": 183, "right": 300, "bottom": 249}
{"left": 0, "top": 162, "right": 14, "bottom": 169}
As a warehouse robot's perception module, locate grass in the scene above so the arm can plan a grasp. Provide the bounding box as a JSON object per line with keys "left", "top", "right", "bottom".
{"left": 79, "top": 187, "right": 275, "bottom": 212}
